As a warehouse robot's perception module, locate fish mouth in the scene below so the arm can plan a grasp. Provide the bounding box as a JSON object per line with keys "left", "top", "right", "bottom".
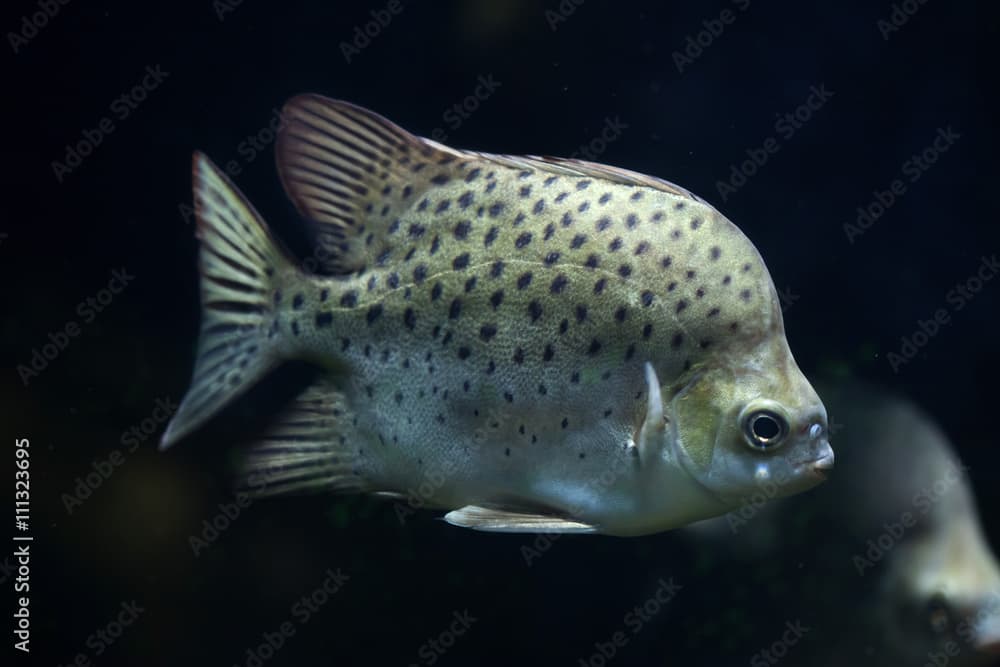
{"left": 799, "top": 440, "right": 834, "bottom": 481}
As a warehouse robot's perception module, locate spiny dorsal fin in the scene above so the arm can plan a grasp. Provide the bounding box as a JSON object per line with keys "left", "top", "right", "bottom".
{"left": 276, "top": 95, "right": 471, "bottom": 275}
{"left": 467, "top": 153, "right": 710, "bottom": 205}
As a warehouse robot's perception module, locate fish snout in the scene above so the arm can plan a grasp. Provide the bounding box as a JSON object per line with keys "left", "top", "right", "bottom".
{"left": 801, "top": 439, "right": 834, "bottom": 481}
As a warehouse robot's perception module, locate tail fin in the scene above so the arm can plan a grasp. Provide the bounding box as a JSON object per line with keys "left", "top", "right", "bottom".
{"left": 160, "top": 153, "right": 295, "bottom": 450}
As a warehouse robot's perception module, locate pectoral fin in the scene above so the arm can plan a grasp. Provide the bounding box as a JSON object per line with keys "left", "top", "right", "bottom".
{"left": 444, "top": 505, "right": 598, "bottom": 533}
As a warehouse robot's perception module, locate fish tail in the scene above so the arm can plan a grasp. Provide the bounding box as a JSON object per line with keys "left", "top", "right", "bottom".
{"left": 160, "top": 152, "right": 298, "bottom": 450}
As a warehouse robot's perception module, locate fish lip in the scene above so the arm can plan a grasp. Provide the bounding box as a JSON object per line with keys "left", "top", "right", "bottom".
{"left": 798, "top": 441, "right": 834, "bottom": 481}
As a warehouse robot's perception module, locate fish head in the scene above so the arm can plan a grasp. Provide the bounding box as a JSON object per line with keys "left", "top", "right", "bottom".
{"left": 666, "top": 331, "right": 833, "bottom": 507}
{"left": 879, "top": 509, "right": 1000, "bottom": 664}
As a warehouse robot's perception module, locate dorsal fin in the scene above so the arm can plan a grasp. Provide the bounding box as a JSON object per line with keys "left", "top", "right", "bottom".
{"left": 276, "top": 95, "right": 471, "bottom": 274}
{"left": 277, "top": 95, "right": 711, "bottom": 275}
{"left": 464, "top": 152, "right": 710, "bottom": 205}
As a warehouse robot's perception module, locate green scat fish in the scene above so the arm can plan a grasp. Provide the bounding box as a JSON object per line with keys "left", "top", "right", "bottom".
{"left": 160, "top": 94, "right": 833, "bottom": 536}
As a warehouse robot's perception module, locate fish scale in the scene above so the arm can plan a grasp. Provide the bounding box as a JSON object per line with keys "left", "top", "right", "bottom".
{"left": 161, "top": 94, "right": 833, "bottom": 537}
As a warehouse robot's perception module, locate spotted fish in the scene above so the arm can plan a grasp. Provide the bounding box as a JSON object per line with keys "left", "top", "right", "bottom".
{"left": 160, "top": 95, "right": 834, "bottom": 536}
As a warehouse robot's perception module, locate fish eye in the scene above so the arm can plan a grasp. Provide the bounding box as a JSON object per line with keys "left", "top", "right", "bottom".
{"left": 926, "top": 594, "right": 953, "bottom": 634}
{"left": 742, "top": 410, "right": 788, "bottom": 451}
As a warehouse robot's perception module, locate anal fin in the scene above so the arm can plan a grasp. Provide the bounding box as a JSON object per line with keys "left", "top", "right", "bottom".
{"left": 444, "top": 505, "right": 598, "bottom": 533}
{"left": 234, "top": 376, "right": 368, "bottom": 498}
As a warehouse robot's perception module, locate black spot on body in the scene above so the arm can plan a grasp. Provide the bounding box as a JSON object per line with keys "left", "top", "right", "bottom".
{"left": 533, "top": 199, "right": 545, "bottom": 214}
{"left": 528, "top": 300, "right": 543, "bottom": 322}
{"left": 597, "top": 217, "right": 612, "bottom": 232}
{"left": 576, "top": 180, "right": 591, "bottom": 190}
{"left": 515, "top": 232, "right": 533, "bottom": 249}
{"left": 517, "top": 272, "right": 533, "bottom": 289}
{"left": 676, "top": 300, "right": 688, "bottom": 314}
{"left": 457, "top": 346, "right": 471, "bottom": 360}
{"left": 403, "top": 308, "right": 416, "bottom": 330}
{"left": 609, "top": 237, "right": 623, "bottom": 252}
{"left": 291, "top": 321, "right": 300, "bottom": 336}
{"left": 430, "top": 235, "right": 441, "bottom": 255}
{"left": 690, "top": 217, "right": 702, "bottom": 230}
{"left": 614, "top": 306, "right": 627, "bottom": 322}
{"left": 319, "top": 289, "right": 329, "bottom": 302}
{"left": 465, "top": 168, "right": 481, "bottom": 182}
{"left": 575, "top": 304, "right": 587, "bottom": 322}
{"left": 593, "top": 278, "right": 606, "bottom": 294}
{"left": 458, "top": 191, "right": 474, "bottom": 209}
{"left": 491, "top": 260, "right": 505, "bottom": 278}
{"left": 618, "top": 264, "right": 632, "bottom": 278}
{"left": 409, "top": 223, "right": 426, "bottom": 238}
{"left": 571, "top": 234, "right": 587, "bottom": 249}
{"left": 519, "top": 185, "right": 532, "bottom": 198}
{"left": 435, "top": 200, "right": 451, "bottom": 213}
{"left": 586, "top": 255, "right": 600, "bottom": 269}
{"left": 490, "top": 290, "right": 504, "bottom": 309}
{"left": 671, "top": 333, "right": 683, "bottom": 349}
{"left": 453, "top": 221, "right": 471, "bottom": 240}
{"left": 513, "top": 348, "right": 525, "bottom": 364}
{"left": 740, "top": 289, "right": 752, "bottom": 301}
{"left": 641, "top": 291, "right": 654, "bottom": 307}
{"left": 480, "top": 324, "right": 497, "bottom": 341}
{"left": 316, "top": 312, "right": 333, "bottom": 328}
{"left": 292, "top": 294, "right": 304, "bottom": 310}
{"left": 449, "top": 299, "right": 462, "bottom": 319}
{"left": 431, "top": 283, "right": 443, "bottom": 301}
{"left": 587, "top": 339, "right": 602, "bottom": 356}
{"left": 484, "top": 226, "right": 499, "bottom": 247}
{"left": 561, "top": 212, "right": 574, "bottom": 227}
{"left": 489, "top": 202, "right": 505, "bottom": 217}
{"left": 543, "top": 344, "right": 554, "bottom": 361}
{"left": 413, "top": 264, "right": 427, "bottom": 283}
{"left": 642, "top": 323, "right": 653, "bottom": 339}
{"left": 570, "top": 371, "right": 580, "bottom": 383}
{"left": 599, "top": 193, "right": 611, "bottom": 205}
{"left": 453, "top": 253, "right": 470, "bottom": 270}
{"left": 366, "top": 304, "right": 383, "bottom": 324}
{"left": 545, "top": 251, "right": 560, "bottom": 265}
{"left": 544, "top": 223, "right": 556, "bottom": 240}
{"left": 550, "top": 274, "right": 568, "bottom": 294}
{"left": 710, "top": 246, "right": 721, "bottom": 260}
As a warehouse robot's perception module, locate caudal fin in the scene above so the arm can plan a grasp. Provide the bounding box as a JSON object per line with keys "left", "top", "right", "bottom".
{"left": 160, "top": 153, "right": 295, "bottom": 450}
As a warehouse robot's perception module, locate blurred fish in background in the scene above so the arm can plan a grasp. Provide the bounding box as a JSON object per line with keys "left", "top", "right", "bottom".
{"left": 683, "top": 379, "right": 1000, "bottom": 667}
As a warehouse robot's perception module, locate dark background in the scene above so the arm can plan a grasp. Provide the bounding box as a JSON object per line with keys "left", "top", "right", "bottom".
{"left": 4, "top": 0, "right": 998, "bottom": 665}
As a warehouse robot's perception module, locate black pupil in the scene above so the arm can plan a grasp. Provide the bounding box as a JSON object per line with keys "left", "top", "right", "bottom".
{"left": 752, "top": 415, "right": 781, "bottom": 441}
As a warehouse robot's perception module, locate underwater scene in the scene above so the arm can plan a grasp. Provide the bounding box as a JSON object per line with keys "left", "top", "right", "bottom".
{"left": 7, "top": 0, "right": 998, "bottom": 665}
